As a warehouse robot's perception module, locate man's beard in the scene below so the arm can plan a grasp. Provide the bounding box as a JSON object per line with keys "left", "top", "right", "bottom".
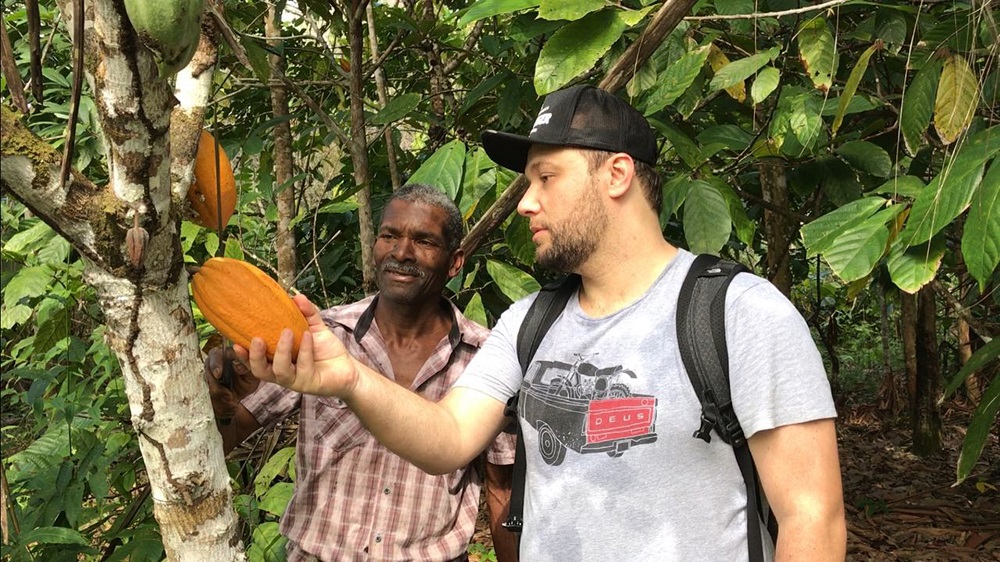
{"left": 536, "top": 180, "right": 607, "bottom": 272}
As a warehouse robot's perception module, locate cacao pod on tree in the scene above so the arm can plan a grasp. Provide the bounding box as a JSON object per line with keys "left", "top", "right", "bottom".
{"left": 186, "top": 129, "right": 237, "bottom": 230}
{"left": 192, "top": 258, "right": 309, "bottom": 359}
{"left": 123, "top": 0, "right": 204, "bottom": 77}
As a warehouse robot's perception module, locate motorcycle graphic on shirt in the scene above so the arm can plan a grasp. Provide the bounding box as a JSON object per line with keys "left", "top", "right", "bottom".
{"left": 519, "top": 353, "right": 658, "bottom": 466}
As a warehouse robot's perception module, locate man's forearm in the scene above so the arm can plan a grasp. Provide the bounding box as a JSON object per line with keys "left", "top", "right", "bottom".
{"left": 216, "top": 405, "right": 261, "bottom": 454}
{"left": 342, "top": 360, "right": 507, "bottom": 474}
{"left": 774, "top": 509, "right": 846, "bottom": 562}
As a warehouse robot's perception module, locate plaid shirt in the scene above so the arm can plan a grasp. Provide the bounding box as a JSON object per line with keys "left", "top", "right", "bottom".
{"left": 242, "top": 295, "right": 516, "bottom": 562}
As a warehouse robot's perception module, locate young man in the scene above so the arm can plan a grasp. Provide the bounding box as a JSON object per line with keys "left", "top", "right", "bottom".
{"left": 206, "top": 184, "right": 517, "bottom": 562}
{"left": 240, "top": 86, "right": 847, "bottom": 561}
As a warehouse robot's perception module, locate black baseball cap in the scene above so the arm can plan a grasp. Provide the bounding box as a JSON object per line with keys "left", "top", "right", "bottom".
{"left": 481, "top": 85, "right": 658, "bottom": 173}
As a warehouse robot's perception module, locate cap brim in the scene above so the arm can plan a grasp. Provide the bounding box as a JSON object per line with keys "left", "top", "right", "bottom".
{"left": 481, "top": 130, "right": 534, "bottom": 173}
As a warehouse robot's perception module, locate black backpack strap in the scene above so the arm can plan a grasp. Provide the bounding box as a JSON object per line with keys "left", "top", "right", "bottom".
{"left": 503, "top": 275, "right": 580, "bottom": 535}
{"left": 676, "top": 254, "right": 772, "bottom": 562}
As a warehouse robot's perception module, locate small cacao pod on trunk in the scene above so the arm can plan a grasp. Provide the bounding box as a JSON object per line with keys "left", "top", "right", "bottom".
{"left": 187, "top": 130, "right": 237, "bottom": 230}
{"left": 191, "top": 257, "right": 308, "bottom": 359}
{"left": 123, "top": 0, "right": 204, "bottom": 77}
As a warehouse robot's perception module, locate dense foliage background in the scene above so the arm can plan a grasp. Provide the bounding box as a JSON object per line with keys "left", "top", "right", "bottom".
{"left": 1, "top": 0, "right": 997, "bottom": 560}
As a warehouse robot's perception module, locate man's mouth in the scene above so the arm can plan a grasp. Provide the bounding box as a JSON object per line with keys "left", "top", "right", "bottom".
{"left": 381, "top": 261, "right": 424, "bottom": 279}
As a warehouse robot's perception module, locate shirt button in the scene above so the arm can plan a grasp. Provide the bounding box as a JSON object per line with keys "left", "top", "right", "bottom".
{"left": 375, "top": 534, "right": 382, "bottom": 543}
{"left": 383, "top": 487, "right": 391, "bottom": 495}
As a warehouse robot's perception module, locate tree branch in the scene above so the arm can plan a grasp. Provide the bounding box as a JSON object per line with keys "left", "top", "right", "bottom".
{"left": 683, "top": 0, "right": 852, "bottom": 21}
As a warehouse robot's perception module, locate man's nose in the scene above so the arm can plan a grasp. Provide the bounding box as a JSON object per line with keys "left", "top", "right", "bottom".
{"left": 390, "top": 237, "right": 415, "bottom": 259}
{"left": 517, "top": 181, "right": 540, "bottom": 216}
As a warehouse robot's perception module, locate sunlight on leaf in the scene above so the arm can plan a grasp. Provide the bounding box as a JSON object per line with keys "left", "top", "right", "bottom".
{"left": 887, "top": 236, "right": 946, "bottom": 293}
{"left": 833, "top": 42, "right": 880, "bottom": 135}
{"left": 534, "top": 10, "right": 627, "bottom": 95}
{"left": 962, "top": 159, "right": 1000, "bottom": 291}
{"left": 934, "top": 54, "right": 979, "bottom": 145}
{"left": 751, "top": 66, "right": 780, "bottom": 105}
{"left": 797, "top": 17, "right": 838, "bottom": 93}
{"left": 900, "top": 60, "right": 940, "bottom": 156}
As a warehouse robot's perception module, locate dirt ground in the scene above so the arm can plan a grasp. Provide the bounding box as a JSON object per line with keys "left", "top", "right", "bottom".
{"left": 470, "top": 400, "right": 999, "bottom": 561}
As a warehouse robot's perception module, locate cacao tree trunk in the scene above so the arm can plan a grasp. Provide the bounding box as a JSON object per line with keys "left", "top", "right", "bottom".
{"left": 877, "top": 281, "right": 900, "bottom": 415}
{"left": 913, "top": 286, "right": 943, "bottom": 456}
{"left": 758, "top": 158, "right": 793, "bottom": 296}
{"left": 900, "top": 289, "right": 918, "bottom": 412}
{"left": 347, "top": 0, "right": 377, "bottom": 293}
{"left": 266, "top": 3, "right": 298, "bottom": 289}
{"left": 2, "top": 2, "right": 243, "bottom": 559}
{"left": 956, "top": 316, "right": 981, "bottom": 403}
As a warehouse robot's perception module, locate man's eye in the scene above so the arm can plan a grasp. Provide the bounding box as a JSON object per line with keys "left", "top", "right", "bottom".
{"left": 378, "top": 233, "right": 395, "bottom": 240}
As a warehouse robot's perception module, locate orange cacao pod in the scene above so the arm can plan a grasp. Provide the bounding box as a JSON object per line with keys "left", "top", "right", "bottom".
{"left": 191, "top": 257, "right": 308, "bottom": 359}
{"left": 187, "top": 130, "right": 236, "bottom": 229}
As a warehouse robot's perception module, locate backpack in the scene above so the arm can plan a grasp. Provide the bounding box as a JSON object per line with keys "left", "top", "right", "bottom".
{"left": 502, "top": 254, "right": 777, "bottom": 562}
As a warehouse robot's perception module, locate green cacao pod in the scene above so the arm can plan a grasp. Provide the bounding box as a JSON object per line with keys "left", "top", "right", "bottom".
{"left": 123, "top": 0, "right": 204, "bottom": 77}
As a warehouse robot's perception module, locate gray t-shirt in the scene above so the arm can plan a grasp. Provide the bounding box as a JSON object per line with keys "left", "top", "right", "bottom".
{"left": 454, "top": 250, "right": 836, "bottom": 561}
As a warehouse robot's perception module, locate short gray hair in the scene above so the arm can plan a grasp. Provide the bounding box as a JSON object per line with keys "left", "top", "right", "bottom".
{"left": 382, "top": 184, "right": 464, "bottom": 252}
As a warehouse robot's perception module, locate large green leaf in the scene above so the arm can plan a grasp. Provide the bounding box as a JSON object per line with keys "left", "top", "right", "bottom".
{"left": 696, "top": 125, "right": 753, "bottom": 153}
{"left": 957, "top": 370, "right": 1000, "bottom": 483}
{"left": 505, "top": 214, "right": 536, "bottom": 266}
{"left": 659, "top": 173, "right": 692, "bottom": 225}
{"left": 789, "top": 93, "right": 823, "bottom": 150}
{"left": 370, "top": 93, "right": 421, "bottom": 125}
{"left": 707, "top": 178, "right": 755, "bottom": 246}
{"left": 900, "top": 61, "right": 940, "bottom": 156}
{"left": 801, "top": 197, "right": 889, "bottom": 258}
{"left": 887, "top": 236, "right": 946, "bottom": 293}
{"left": 934, "top": 53, "right": 979, "bottom": 145}
{"left": 259, "top": 482, "right": 295, "bottom": 516}
{"left": 943, "top": 337, "right": 1000, "bottom": 399}
{"left": 823, "top": 206, "right": 903, "bottom": 282}
{"left": 899, "top": 127, "right": 1000, "bottom": 247}
{"left": 750, "top": 66, "right": 780, "bottom": 105}
{"left": 797, "top": 17, "right": 838, "bottom": 93}
{"left": 458, "top": 0, "right": 540, "bottom": 26}
{"left": 463, "top": 292, "right": 488, "bottom": 327}
{"left": 535, "top": 10, "right": 628, "bottom": 95}
{"left": 14, "top": 526, "right": 89, "bottom": 547}
{"left": 832, "top": 42, "right": 879, "bottom": 135}
{"left": 3, "top": 220, "right": 53, "bottom": 255}
{"left": 486, "top": 259, "right": 540, "bottom": 302}
{"left": 3, "top": 265, "right": 52, "bottom": 308}
{"left": 538, "top": 0, "right": 604, "bottom": 21}
{"left": 963, "top": 158, "right": 1000, "bottom": 290}
{"left": 407, "top": 140, "right": 467, "bottom": 200}
{"left": 871, "top": 175, "right": 926, "bottom": 198}
{"left": 460, "top": 147, "right": 496, "bottom": 219}
{"left": 254, "top": 447, "right": 295, "bottom": 491}
{"left": 836, "top": 140, "right": 892, "bottom": 178}
{"left": 683, "top": 180, "right": 732, "bottom": 256}
{"left": 645, "top": 45, "right": 711, "bottom": 114}
{"left": 653, "top": 120, "right": 703, "bottom": 169}
{"left": 709, "top": 47, "right": 780, "bottom": 93}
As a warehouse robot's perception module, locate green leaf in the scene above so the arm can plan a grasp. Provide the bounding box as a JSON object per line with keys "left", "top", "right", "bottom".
{"left": 258, "top": 482, "right": 294, "bottom": 516}
{"left": 248, "top": 522, "right": 287, "bottom": 562}
{"left": 644, "top": 45, "right": 711, "bottom": 114}
{"left": 836, "top": 140, "right": 893, "bottom": 178}
{"left": 750, "top": 66, "right": 780, "bottom": 105}
{"left": 900, "top": 61, "right": 940, "bottom": 156}
{"left": 460, "top": 147, "right": 495, "bottom": 219}
{"left": 934, "top": 54, "right": 980, "bottom": 145}
{"left": 832, "top": 42, "right": 879, "bottom": 135}
{"left": 3, "top": 220, "right": 53, "bottom": 254}
{"left": 801, "top": 197, "right": 889, "bottom": 257}
{"left": 486, "top": 259, "right": 540, "bottom": 302}
{"left": 707, "top": 178, "right": 755, "bottom": 246}
{"left": 957, "top": 373, "right": 1000, "bottom": 484}
{"left": 708, "top": 47, "right": 780, "bottom": 93}
{"left": 652, "top": 119, "right": 702, "bottom": 169}
{"left": 963, "top": 158, "right": 1000, "bottom": 290}
{"left": 0, "top": 303, "right": 32, "bottom": 329}
{"left": 370, "top": 93, "right": 421, "bottom": 125}
{"left": 683, "top": 180, "right": 732, "bottom": 256}
{"left": 224, "top": 238, "right": 244, "bottom": 260}
{"left": 870, "top": 175, "right": 926, "bottom": 198}
{"left": 15, "top": 526, "right": 89, "bottom": 546}
{"left": 34, "top": 305, "right": 69, "bottom": 355}
{"left": 463, "top": 292, "right": 488, "bottom": 327}
{"left": 887, "top": 236, "right": 946, "bottom": 293}
{"left": 797, "top": 17, "right": 838, "bottom": 93}
{"left": 407, "top": 140, "right": 467, "bottom": 200}
{"left": 659, "top": 173, "right": 692, "bottom": 226}
{"left": 617, "top": 5, "right": 656, "bottom": 26}
{"left": 538, "top": 0, "right": 604, "bottom": 21}
{"left": 458, "top": 0, "right": 540, "bottom": 27}
{"left": 240, "top": 36, "right": 271, "bottom": 83}
{"left": 254, "top": 447, "right": 296, "bottom": 492}
{"left": 4, "top": 266, "right": 52, "bottom": 308}
{"left": 823, "top": 206, "right": 904, "bottom": 282}
{"left": 534, "top": 10, "right": 628, "bottom": 95}
{"left": 789, "top": 92, "right": 823, "bottom": 150}
{"left": 944, "top": 337, "right": 1000, "bottom": 399}
{"left": 696, "top": 125, "right": 752, "bottom": 152}
{"left": 899, "top": 126, "right": 1000, "bottom": 247}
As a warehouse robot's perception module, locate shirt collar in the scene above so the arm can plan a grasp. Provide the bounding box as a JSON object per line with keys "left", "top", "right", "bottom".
{"left": 349, "top": 294, "right": 479, "bottom": 349}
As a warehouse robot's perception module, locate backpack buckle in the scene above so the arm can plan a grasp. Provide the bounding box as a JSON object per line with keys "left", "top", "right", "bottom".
{"left": 502, "top": 515, "right": 523, "bottom": 533}
{"left": 722, "top": 414, "right": 746, "bottom": 448}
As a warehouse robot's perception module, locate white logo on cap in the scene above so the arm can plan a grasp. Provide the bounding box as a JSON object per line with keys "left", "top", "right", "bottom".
{"left": 530, "top": 105, "right": 552, "bottom": 134}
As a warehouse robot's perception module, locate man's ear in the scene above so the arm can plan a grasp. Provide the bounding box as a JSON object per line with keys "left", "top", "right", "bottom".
{"left": 447, "top": 248, "right": 466, "bottom": 278}
{"left": 606, "top": 153, "right": 636, "bottom": 200}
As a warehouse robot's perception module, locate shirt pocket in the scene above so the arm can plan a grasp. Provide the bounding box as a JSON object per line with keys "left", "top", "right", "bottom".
{"left": 311, "top": 395, "right": 370, "bottom": 452}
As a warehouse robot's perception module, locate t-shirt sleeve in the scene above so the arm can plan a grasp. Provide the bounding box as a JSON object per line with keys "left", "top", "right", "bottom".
{"left": 725, "top": 276, "right": 837, "bottom": 438}
{"left": 241, "top": 380, "right": 301, "bottom": 428}
{"left": 451, "top": 294, "right": 536, "bottom": 406}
